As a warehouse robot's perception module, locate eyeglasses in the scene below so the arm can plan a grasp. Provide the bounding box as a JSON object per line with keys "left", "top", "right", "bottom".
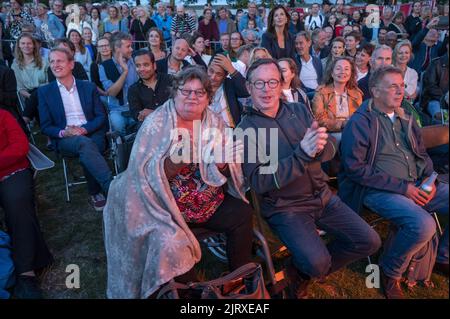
{"left": 178, "top": 88, "right": 207, "bottom": 98}
{"left": 250, "top": 79, "right": 280, "bottom": 90}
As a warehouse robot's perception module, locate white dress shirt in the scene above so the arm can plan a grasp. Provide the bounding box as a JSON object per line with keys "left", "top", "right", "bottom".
{"left": 57, "top": 77, "right": 87, "bottom": 127}
{"left": 299, "top": 57, "right": 319, "bottom": 90}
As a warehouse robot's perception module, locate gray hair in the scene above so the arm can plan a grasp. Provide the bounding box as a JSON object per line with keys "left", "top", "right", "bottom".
{"left": 368, "top": 65, "right": 403, "bottom": 91}
{"left": 371, "top": 44, "right": 392, "bottom": 63}
{"left": 170, "top": 66, "right": 213, "bottom": 101}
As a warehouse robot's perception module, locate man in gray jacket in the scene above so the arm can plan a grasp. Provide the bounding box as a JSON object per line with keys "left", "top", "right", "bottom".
{"left": 239, "top": 58, "right": 381, "bottom": 299}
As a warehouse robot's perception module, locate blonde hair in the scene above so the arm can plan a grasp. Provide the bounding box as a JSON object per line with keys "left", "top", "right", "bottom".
{"left": 248, "top": 47, "right": 273, "bottom": 67}
{"left": 393, "top": 40, "right": 414, "bottom": 64}
{"left": 14, "top": 33, "right": 44, "bottom": 70}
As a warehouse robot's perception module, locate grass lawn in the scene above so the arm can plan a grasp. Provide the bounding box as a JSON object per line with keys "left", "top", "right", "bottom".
{"left": 4, "top": 134, "right": 448, "bottom": 299}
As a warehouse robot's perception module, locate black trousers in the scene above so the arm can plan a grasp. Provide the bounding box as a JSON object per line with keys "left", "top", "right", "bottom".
{"left": 190, "top": 193, "right": 254, "bottom": 272}
{"left": 0, "top": 169, "right": 53, "bottom": 274}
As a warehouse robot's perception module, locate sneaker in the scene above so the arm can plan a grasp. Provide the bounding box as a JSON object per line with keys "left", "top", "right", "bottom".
{"left": 13, "top": 275, "right": 43, "bottom": 299}
{"left": 380, "top": 270, "right": 404, "bottom": 299}
{"left": 89, "top": 193, "right": 106, "bottom": 212}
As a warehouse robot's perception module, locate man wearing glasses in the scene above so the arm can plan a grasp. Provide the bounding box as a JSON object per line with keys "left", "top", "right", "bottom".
{"left": 239, "top": 58, "right": 381, "bottom": 299}
{"left": 339, "top": 66, "right": 449, "bottom": 299}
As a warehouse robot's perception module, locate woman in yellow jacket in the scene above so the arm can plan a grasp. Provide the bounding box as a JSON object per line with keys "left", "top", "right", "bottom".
{"left": 312, "top": 56, "right": 363, "bottom": 135}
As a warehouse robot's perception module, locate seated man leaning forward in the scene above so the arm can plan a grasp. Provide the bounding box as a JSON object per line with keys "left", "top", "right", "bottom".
{"left": 339, "top": 65, "right": 449, "bottom": 299}
{"left": 239, "top": 58, "right": 381, "bottom": 299}
{"left": 103, "top": 67, "right": 254, "bottom": 299}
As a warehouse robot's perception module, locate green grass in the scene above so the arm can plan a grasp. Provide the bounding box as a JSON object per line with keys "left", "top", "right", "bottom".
{"left": 2, "top": 134, "right": 448, "bottom": 299}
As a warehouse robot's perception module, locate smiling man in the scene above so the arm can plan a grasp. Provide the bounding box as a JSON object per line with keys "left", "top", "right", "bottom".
{"left": 128, "top": 50, "right": 172, "bottom": 123}
{"left": 239, "top": 58, "right": 380, "bottom": 299}
{"left": 339, "top": 65, "right": 449, "bottom": 299}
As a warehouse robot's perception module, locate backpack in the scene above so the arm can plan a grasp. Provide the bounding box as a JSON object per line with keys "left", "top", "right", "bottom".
{"left": 0, "top": 230, "right": 15, "bottom": 299}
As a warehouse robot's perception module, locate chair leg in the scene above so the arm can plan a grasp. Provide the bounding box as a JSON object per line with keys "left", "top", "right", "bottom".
{"left": 432, "top": 212, "right": 443, "bottom": 236}
{"left": 62, "top": 158, "right": 71, "bottom": 202}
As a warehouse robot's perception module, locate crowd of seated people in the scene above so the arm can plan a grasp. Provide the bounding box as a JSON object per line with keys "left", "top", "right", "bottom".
{"left": 0, "top": 0, "right": 448, "bottom": 300}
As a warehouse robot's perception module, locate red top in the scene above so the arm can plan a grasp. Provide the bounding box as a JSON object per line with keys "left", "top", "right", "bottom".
{"left": 0, "top": 109, "right": 30, "bottom": 180}
{"left": 198, "top": 19, "right": 220, "bottom": 43}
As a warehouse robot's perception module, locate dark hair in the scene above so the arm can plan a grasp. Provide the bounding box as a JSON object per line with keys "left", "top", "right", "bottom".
{"left": 147, "top": 27, "right": 166, "bottom": 51}
{"left": 322, "top": 56, "right": 358, "bottom": 90}
{"left": 170, "top": 66, "right": 213, "bottom": 101}
{"left": 53, "top": 38, "right": 76, "bottom": 54}
{"left": 203, "top": 8, "right": 212, "bottom": 15}
{"left": 295, "top": 31, "right": 311, "bottom": 42}
{"left": 267, "top": 5, "right": 290, "bottom": 37}
{"left": 189, "top": 31, "right": 205, "bottom": 49}
{"left": 369, "top": 65, "right": 403, "bottom": 92}
{"left": 133, "top": 49, "right": 155, "bottom": 64}
{"left": 68, "top": 29, "right": 86, "bottom": 54}
{"left": 246, "top": 58, "right": 284, "bottom": 83}
{"left": 357, "top": 42, "right": 375, "bottom": 56}
{"left": 345, "top": 31, "right": 361, "bottom": 42}
{"left": 278, "top": 57, "right": 301, "bottom": 89}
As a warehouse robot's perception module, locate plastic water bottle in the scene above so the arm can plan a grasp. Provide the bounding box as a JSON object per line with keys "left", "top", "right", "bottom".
{"left": 420, "top": 172, "right": 438, "bottom": 194}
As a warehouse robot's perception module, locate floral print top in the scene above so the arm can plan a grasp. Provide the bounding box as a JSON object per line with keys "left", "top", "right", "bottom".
{"left": 6, "top": 10, "right": 34, "bottom": 40}
{"left": 169, "top": 163, "right": 225, "bottom": 224}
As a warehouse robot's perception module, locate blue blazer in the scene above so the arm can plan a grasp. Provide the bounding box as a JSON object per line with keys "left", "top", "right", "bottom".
{"left": 38, "top": 80, "right": 107, "bottom": 143}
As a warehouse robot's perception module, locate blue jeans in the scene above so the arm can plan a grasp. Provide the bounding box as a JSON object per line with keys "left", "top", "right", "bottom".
{"left": 428, "top": 100, "right": 442, "bottom": 119}
{"left": 363, "top": 182, "right": 449, "bottom": 279}
{"left": 267, "top": 195, "right": 381, "bottom": 278}
{"left": 58, "top": 130, "right": 113, "bottom": 195}
{"left": 109, "top": 110, "right": 135, "bottom": 136}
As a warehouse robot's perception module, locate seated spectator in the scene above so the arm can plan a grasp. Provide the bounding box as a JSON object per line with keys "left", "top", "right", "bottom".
{"left": 334, "top": 16, "right": 348, "bottom": 37}
{"left": 322, "top": 37, "right": 345, "bottom": 73}
{"left": 278, "top": 57, "right": 312, "bottom": 111}
{"left": 104, "top": 67, "right": 253, "bottom": 298}
{"left": 388, "top": 11, "right": 408, "bottom": 40}
{"left": 404, "top": 1, "right": 422, "bottom": 38}
{"left": 312, "top": 57, "right": 363, "bottom": 136}
{"left": 339, "top": 66, "right": 449, "bottom": 299}
{"left": 261, "top": 6, "right": 295, "bottom": 60}
{"left": 294, "top": 31, "right": 323, "bottom": 95}
{"left": 130, "top": 6, "right": 156, "bottom": 50}
{"left": 242, "top": 29, "right": 260, "bottom": 46}
{"left": 11, "top": 33, "right": 48, "bottom": 121}
{"left": 355, "top": 43, "right": 374, "bottom": 82}
{"left": 393, "top": 40, "right": 418, "bottom": 101}
{"left": 152, "top": 2, "right": 172, "bottom": 48}
{"left": 156, "top": 38, "right": 194, "bottom": 75}
{"left": 38, "top": 48, "right": 113, "bottom": 211}
{"left": 234, "top": 44, "right": 254, "bottom": 76}
{"left": 49, "top": 38, "right": 89, "bottom": 82}
{"left": 147, "top": 27, "right": 167, "bottom": 61}
{"left": 248, "top": 46, "right": 272, "bottom": 67}
{"left": 288, "top": 10, "right": 304, "bottom": 35}
{"left": 411, "top": 17, "right": 446, "bottom": 74}
{"left": 421, "top": 43, "right": 449, "bottom": 122}
{"left": 170, "top": 5, "right": 197, "bottom": 39}
{"left": 90, "top": 37, "right": 111, "bottom": 97}
{"left": 228, "top": 31, "right": 244, "bottom": 61}
{"left": 215, "top": 32, "right": 230, "bottom": 54}
{"left": 68, "top": 29, "right": 92, "bottom": 80}
{"left": 0, "top": 109, "right": 53, "bottom": 299}
{"left": 207, "top": 53, "right": 249, "bottom": 128}
{"left": 310, "top": 28, "right": 330, "bottom": 60}
{"left": 82, "top": 27, "right": 97, "bottom": 61}
{"left": 358, "top": 44, "right": 393, "bottom": 101}
{"left": 304, "top": 3, "right": 325, "bottom": 31}
{"left": 344, "top": 31, "right": 361, "bottom": 59}
{"left": 239, "top": 58, "right": 380, "bottom": 299}
{"left": 99, "top": 32, "right": 138, "bottom": 135}
{"left": 89, "top": 6, "right": 104, "bottom": 42}
{"left": 128, "top": 50, "right": 171, "bottom": 123}
{"left": 238, "top": 1, "right": 264, "bottom": 32}
{"left": 385, "top": 31, "right": 398, "bottom": 50}
{"left": 242, "top": 17, "right": 262, "bottom": 41}
{"left": 323, "top": 26, "right": 334, "bottom": 46}
{"left": 186, "top": 32, "right": 211, "bottom": 67}
{"left": 215, "top": 7, "right": 236, "bottom": 36}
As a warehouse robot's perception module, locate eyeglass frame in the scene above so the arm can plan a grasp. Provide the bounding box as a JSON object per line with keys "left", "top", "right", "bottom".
{"left": 178, "top": 88, "right": 207, "bottom": 98}
{"left": 249, "top": 79, "right": 281, "bottom": 90}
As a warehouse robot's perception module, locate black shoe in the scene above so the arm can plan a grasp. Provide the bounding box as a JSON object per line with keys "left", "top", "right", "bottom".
{"left": 380, "top": 270, "right": 404, "bottom": 299}
{"left": 433, "top": 262, "right": 449, "bottom": 277}
{"left": 284, "top": 261, "right": 310, "bottom": 299}
{"left": 13, "top": 275, "right": 43, "bottom": 299}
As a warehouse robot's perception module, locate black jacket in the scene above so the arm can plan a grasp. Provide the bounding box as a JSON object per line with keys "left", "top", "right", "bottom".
{"left": 421, "top": 53, "right": 449, "bottom": 109}
{"left": 260, "top": 31, "right": 296, "bottom": 60}
{"left": 0, "top": 64, "right": 17, "bottom": 112}
{"left": 239, "top": 101, "right": 336, "bottom": 218}
{"left": 156, "top": 54, "right": 205, "bottom": 74}
{"left": 221, "top": 71, "right": 250, "bottom": 127}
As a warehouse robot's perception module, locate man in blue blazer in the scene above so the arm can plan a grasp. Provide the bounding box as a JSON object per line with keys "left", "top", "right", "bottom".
{"left": 38, "top": 48, "right": 112, "bottom": 211}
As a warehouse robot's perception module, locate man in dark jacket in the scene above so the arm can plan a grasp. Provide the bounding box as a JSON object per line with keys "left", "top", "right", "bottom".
{"left": 339, "top": 66, "right": 449, "bottom": 299}
{"left": 239, "top": 58, "right": 381, "bottom": 299}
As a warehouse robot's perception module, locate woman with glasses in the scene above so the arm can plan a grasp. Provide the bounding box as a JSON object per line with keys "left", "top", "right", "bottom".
{"left": 312, "top": 57, "right": 363, "bottom": 135}
{"left": 228, "top": 31, "right": 244, "bottom": 61}
{"left": 261, "top": 5, "right": 295, "bottom": 60}
{"left": 104, "top": 67, "right": 253, "bottom": 298}
{"left": 147, "top": 27, "right": 167, "bottom": 61}
{"left": 90, "top": 37, "right": 111, "bottom": 97}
